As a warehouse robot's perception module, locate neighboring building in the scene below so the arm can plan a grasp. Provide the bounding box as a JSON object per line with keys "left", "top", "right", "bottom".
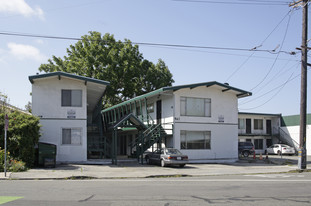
{"left": 280, "top": 114, "right": 311, "bottom": 155}
{"left": 101, "top": 82, "right": 251, "bottom": 163}
{"left": 29, "top": 72, "right": 109, "bottom": 162}
{"left": 238, "top": 112, "right": 281, "bottom": 154}
{"left": 0, "top": 99, "right": 31, "bottom": 115}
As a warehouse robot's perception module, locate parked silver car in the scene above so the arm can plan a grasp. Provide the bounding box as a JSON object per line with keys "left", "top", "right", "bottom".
{"left": 265, "top": 144, "right": 295, "bottom": 155}
{"left": 145, "top": 148, "right": 188, "bottom": 167}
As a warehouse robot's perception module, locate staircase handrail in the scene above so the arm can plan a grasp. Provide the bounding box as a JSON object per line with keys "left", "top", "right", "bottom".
{"left": 278, "top": 127, "right": 299, "bottom": 150}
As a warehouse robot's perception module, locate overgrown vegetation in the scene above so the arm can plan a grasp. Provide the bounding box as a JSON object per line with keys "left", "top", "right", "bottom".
{"left": 0, "top": 93, "right": 41, "bottom": 171}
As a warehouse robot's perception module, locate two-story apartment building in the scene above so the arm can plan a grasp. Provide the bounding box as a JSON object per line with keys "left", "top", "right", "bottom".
{"left": 102, "top": 82, "right": 251, "bottom": 163}
{"left": 29, "top": 72, "right": 109, "bottom": 162}
{"left": 238, "top": 112, "right": 281, "bottom": 154}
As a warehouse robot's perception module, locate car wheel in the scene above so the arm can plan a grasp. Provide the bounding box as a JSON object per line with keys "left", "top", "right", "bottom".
{"left": 265, "top": 150, "right": 267, "bottom": 155}
{"left": 179, "top": 164, "right": 185, "bottom": 168}
{"left": 277, "top": 150, "right": 281, "bottom": 155}
{"left": 161, "top": 159, "right": 166, "bottom": 167}
{"left": 145, "top": 157, "right": 150, "bottom": 165}
{"left": 243, "top": 151, "right": 249, "bottom": 157}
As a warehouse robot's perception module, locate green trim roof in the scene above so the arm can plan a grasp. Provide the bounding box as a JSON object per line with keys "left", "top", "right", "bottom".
{"left": 102, "top": 81, "right": 251, "bottom": 113}
{"left": 164, "top": 81, "right": 251, "bottom": 96}
{"left": 29, "top": 71, "right": 110, "bottom": 86}
{"left": 238, "top": 112, "right": 281, "bottom": 117}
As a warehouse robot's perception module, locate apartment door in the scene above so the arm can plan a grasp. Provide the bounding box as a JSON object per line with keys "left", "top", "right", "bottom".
{"left": 266, "top": 120, "right": 272, "bottom": 135}
{"left": 246, "top": 119, "right": 251, "bottom": 134}
{"left": 156, "top": 100, "right": 162, "bottom": 124}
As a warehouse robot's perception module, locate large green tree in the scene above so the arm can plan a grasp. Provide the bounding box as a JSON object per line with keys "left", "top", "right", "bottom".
{"left": 39, "top": 31, "right": 174, "bottom": 107}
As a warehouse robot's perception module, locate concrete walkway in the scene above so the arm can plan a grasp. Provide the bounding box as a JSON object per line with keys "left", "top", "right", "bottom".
{"left": 1, "top": 155, "right": 310, "bottom": 180}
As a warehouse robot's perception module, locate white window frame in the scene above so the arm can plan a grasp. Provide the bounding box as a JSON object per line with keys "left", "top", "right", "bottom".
{"left": 62, "top": 128, "right": 82, "bottom": 145}
{"left": 147, "top": 103, "right": 154, "bottom": 113}
{"left": 254, "top": 119, "right": 263, "bottom": 130}
{"left": 180, "top": 97, "right": 211, "bottom": 117}
{"left": 61, "top": 89, "right": 82, "bottom": 107}
{"left": 180, "top": 130, "right": 211, "bottom": 150}
{"left": 238, "top": 118, "right": 245, "bottom": 129}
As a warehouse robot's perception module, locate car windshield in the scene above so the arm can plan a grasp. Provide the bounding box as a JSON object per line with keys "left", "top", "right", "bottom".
{"left": 165, "top": 148, "right": 182, "bottom": 155}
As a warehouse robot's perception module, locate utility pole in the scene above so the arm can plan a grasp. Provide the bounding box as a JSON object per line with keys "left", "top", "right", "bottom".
{"left": 290, "top": 0, "right": 308, "bottom": 170}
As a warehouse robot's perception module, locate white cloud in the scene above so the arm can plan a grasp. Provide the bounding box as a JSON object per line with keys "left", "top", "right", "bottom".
{"left": 0, "top": 0, "right": 44, "bottom": 20}
{"left": 7, "top": 42, "right": 47, "bottom": 62}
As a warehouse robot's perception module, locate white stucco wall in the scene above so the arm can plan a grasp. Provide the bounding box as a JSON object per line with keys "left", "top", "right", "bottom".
{"left": 174, "top": 123, "right": 238, "bottom": 160}
{"left": 39, "top": 119, "right": 87, "bottom": 162}
{"left": 32, "top": 77, "right": 87, "bottom": 119}
{"left": 32, "top": 76, "right": 88, "bottom": 162}
{"left": 173, "top": 86, "right": 239, "bottom": 161}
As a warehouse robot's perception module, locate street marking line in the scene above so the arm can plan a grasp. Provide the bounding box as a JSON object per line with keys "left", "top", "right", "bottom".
{"left": 0, "top": 196, "right": 23, "bottom": 205}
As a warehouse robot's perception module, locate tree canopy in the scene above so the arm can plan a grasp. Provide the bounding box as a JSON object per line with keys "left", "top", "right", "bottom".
{"left": 39, "top": 31, "right": 174, "bottom": 108}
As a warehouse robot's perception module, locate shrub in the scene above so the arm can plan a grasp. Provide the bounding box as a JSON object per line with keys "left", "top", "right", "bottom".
{"left": 0, "top": 111, "right": 40, "bottom": 167}
{"left": 0, "top": 149, "right": 27, "bottom": 172}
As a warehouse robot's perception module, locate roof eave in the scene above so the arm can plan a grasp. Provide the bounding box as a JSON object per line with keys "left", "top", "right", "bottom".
{"left": 29, "top": 71, "right": 110, "bottom": 86}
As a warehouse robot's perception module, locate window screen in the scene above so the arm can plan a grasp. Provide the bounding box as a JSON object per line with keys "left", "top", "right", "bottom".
{"left": 180, "top": 130, "right": 211, "bottom": 150}
{"left": 62, "top": 128, "right": 82, "bottom": 145}
{"left": 254, "top": 119, "right": 263, "bottom": 130}
{"left": 180, "top": 97, "right": 211, "bottom": 117}
{"left": 61, "top": 90, "right": 82, "bottom": 107}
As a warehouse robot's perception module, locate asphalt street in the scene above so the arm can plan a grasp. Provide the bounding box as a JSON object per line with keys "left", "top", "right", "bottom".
{"left": 1, "top": 173, "right": 311, "bottom": 206}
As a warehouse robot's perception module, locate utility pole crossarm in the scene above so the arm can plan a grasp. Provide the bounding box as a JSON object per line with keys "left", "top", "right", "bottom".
{"left": 289, "top": 0, "right": 304, "bottom": 7}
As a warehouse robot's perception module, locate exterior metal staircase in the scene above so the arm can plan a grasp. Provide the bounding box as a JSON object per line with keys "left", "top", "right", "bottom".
{"left": 129, "top": 123, "right": 167, "bottom": 158}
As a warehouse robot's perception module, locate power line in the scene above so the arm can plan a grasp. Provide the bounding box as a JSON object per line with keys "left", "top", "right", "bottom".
{"left": 238, "top": 70, "right": 299, "bottom": 110}
{"left": 239, "top": 62, "right": 300, "bottom": 105}
{"left": 249, "top": 9, "right": 294, "bottom": 92}
{"left": 147, "top": 44, "right": 299, "bottom": 61}
{"left": 172, "top": 0, "right": 290, "bottom": 6}
{"left": 0, "top": 31, "right": 296, "bottom": 54}
{"left": 225, "top": 10, "right": 294, "bottom": 82}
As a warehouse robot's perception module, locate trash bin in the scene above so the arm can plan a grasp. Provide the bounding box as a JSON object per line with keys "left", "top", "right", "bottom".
{"left": 38, "top": 142, "right": 57, "bottom": 168}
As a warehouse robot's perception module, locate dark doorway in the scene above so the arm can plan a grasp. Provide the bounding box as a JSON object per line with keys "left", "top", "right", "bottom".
{"left": 266, "top": 139, "right": 272, "bottom": 147}
{"left": 118, "top": 135, "right": 127, "bottom": 155}
{"left": 156, "top": 100, "right": 162, "bottom": 124}
{"left": 246, "top": 119, "right": 251, "bottom": 134}
{"left": 266, "top": 120, "right": 272, "bottom": 135}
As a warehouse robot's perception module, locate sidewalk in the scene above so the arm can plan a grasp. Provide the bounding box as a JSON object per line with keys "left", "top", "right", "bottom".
{"left": 1, "top": 155, "right": 310, "bottom": 180}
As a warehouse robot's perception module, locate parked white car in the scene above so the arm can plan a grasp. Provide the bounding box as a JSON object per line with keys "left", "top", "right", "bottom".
{"left": 265, "top": 144, "right": 295, "bottom": 155}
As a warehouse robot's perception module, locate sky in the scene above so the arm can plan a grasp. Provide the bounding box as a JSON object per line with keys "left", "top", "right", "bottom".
{"left": 0, "top": 0, "right": 309, "bottom": 116}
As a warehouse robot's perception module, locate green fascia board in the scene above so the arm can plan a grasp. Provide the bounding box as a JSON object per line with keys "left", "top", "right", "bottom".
{"left": 29, "top": 71, "right": 110, "bottom": 86}
{"left": 102, "top": 88, "right": 164, "bottom": 113}
{"left": 281, "top": 113, "right": 311, "bottom": 127}
{"left": 238, "top": 112, "right": 282, "bottom": 117}
{"left": 162, "top": 81, "right": 252, "bottom": 98}
{"left": 102, "top": 81, "right": 251, "bottom": 113}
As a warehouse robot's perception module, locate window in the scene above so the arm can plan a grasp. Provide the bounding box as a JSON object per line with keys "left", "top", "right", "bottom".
{"left": 238, "top": 118, "right": 245, "bottom": 129}
{"left": 180, "top": 97, "right": 211, "bottom": 117}
{"left": 62, "top": 128, "right": 82, "bottom": 145}
{"left": 147, "top": 103, "right": 154, "bottom": 113}
{"left": 61, "top": 90, "right": 82, "bottom": 107}
{"left": 254, "top": 139, "right": 263, "bottom": 149}
{"left": 254, "top": 119, "right": 263, "bottom": 130}
{"left": 180, "top": 130, "right": 211, "bottom": 149}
